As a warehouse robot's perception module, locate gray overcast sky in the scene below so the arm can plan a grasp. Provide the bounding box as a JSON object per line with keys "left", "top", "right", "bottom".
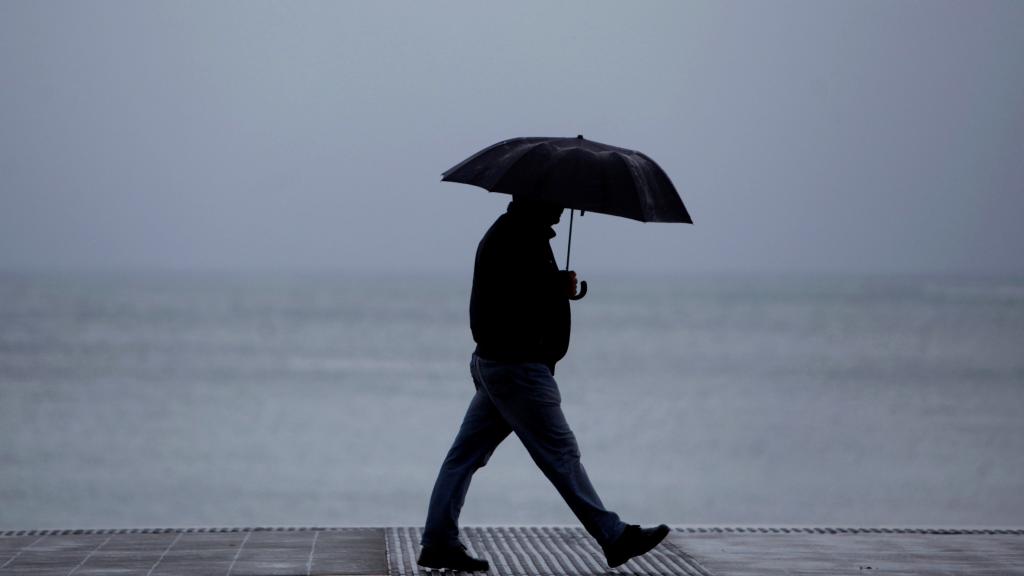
{"left": 1, "top": 1, "right": 1022, "bottom": 274}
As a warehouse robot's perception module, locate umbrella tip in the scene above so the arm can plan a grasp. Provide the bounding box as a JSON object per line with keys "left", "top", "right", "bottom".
{"left": 577, "top": 134, "right": 584, "bottom": 139}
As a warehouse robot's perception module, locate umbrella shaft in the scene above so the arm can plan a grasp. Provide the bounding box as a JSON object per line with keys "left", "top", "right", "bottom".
{"left": 566, "top": 209, "right": 574, "bottom": 270}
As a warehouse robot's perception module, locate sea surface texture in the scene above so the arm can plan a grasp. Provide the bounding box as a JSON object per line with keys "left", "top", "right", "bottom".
{"left": 1, "top": 272, "right": 1022, "bottom": 530}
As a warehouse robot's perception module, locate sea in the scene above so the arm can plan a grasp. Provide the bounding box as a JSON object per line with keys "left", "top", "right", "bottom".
{"left": 1, "top": 271, "right": 1022, "bottom": 531}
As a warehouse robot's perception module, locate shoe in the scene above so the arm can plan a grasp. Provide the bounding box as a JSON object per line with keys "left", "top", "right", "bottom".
{"left": 417, "top": 542, "right": 490, "bottom": 572}
{"left": 603, "top": 524, "right": 670, "bottom": 568}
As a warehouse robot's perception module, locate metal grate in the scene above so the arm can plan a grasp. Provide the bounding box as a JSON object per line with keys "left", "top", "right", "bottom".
{"left": 387, "top": 526, "right": 709, "bottom": 576}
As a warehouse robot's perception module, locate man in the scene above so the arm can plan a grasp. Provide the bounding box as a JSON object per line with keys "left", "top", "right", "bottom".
{"left": 418, "top": 197, "right": 669, "bottom": 572}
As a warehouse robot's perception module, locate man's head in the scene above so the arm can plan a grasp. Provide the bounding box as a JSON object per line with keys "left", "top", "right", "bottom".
{"left": 507, "top": 197, "right": 564, "bottom": 226}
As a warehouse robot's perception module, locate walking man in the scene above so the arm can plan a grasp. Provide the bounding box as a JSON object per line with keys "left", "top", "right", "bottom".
{"left": 418, "top": 197, "right": 669, "bottom": 572}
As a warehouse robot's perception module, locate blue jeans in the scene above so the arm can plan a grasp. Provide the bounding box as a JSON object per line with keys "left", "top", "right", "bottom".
{"left": 421, "top": 353, "right": 626, "bottom": 549}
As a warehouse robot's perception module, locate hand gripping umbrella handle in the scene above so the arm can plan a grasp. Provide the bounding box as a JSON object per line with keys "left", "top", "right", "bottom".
{"left": 569, "top": 280, "right": 588, "bottom": 300}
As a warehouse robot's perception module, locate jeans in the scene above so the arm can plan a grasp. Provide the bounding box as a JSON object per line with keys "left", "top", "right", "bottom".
{"left": 421, "top": 353, "right": 626, "bottom": 549}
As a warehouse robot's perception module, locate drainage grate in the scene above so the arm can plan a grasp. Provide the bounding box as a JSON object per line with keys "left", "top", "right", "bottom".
{"left": 387, "top": 526, "right": 709, "bottom": 576}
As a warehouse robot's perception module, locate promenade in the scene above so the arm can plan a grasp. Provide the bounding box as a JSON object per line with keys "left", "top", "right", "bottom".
{"left": 2, "top": 525, "right": 1022, "bottom": 575}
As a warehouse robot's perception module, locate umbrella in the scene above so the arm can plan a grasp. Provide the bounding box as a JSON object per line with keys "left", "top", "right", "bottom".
{"left": 441, "top": 135, "right": 692, "bottom": 299}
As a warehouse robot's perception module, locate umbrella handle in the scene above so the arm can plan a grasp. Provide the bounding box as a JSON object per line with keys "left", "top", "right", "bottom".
{"left": 569, "top": 280, "right": 588, "bottom": 301}
{"left": 565, "top": 209, "right": 587, "bottom": 300}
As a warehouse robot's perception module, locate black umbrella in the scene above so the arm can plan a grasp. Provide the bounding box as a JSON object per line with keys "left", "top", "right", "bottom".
{"left": 443, "top": 135, "right": 691, "bottom": 223}
{"left": 442, "top": 135, "right": 692, "bottom": 299}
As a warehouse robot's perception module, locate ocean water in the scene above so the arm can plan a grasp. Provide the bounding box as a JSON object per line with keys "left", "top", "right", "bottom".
{"left": 1, "top": 271, "right": 1022, "bottom": 531}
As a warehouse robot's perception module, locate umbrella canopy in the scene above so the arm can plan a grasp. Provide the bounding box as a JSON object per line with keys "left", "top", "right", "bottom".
{"left": 442, "top": 135, "right": 692, "bottom": 224}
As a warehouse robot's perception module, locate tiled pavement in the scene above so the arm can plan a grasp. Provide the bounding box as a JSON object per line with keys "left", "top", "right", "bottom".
{"left": 0, "top": 528, "right": 384, "bottom": 576}
{"left": 1, "top": 526, "right": 1022, "bottom": 575}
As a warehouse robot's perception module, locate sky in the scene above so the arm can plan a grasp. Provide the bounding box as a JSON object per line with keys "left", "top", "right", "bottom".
{"left": 1, "top": 1, "right": 1022, "bottom": 275}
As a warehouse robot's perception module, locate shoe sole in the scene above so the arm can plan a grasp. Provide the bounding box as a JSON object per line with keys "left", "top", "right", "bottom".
{"left": 417, "top": 562, "right": 490, "bottom": 573}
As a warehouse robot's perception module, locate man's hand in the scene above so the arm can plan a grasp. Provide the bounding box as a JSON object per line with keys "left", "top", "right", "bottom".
{"left": 560, "top": 270, "right": 579, "bottom": 298}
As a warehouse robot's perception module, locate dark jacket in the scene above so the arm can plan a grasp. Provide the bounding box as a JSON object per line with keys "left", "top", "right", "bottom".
{"left": 470, "top": 207, "right": 571, "bottom": 372}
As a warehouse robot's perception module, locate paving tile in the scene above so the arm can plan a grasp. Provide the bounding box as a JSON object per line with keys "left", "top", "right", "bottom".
{"left": 672, "top": 531, "right": 1024, "bottom": 576}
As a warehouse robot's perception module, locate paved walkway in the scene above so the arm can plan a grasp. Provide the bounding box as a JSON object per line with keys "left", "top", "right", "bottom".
{"left": 1, "top": 526, "right": 1021, "bottom": 575}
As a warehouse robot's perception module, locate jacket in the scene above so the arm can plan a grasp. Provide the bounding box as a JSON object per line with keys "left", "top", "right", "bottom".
{"left": 470, "top": 207, "right": 571, "bottom": 372}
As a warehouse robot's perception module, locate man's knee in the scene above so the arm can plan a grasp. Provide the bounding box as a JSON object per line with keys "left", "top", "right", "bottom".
{"left": 477, "top": 448, "right": 496, "bottom": 468}
{"left": 539, "top": 442, "right": 581, "bottom": 473}
{"left": 443, "top": 442, "right": 497, "bottom": 471}
{"left": 558, "top": 444, "right": 581, "bottom": 466}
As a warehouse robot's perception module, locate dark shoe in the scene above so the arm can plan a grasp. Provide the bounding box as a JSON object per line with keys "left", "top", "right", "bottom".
{"left": 603, "top": 524, "right": 670, "bottom": 568}
{"left": 417, "top": 543, "right": 490, "bottom": 572}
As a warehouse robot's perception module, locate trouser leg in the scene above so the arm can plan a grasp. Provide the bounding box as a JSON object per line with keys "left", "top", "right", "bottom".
{"left": 421, "top": 372, "right": 512, "bottom": 548}
{"left": 474, "top": 356, "right": 627, "bottom": 548}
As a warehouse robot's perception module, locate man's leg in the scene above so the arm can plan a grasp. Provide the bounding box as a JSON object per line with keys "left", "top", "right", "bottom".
{"left": 421, "top": 369, "right": 512, "bottom": 549}
{"left": 474, "top": 356, "right": 627, "bottom": 548}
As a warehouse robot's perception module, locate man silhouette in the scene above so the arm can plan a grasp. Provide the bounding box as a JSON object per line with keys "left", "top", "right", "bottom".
{"left": 418, "top": 197, "right": 669, "bottom": 572}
